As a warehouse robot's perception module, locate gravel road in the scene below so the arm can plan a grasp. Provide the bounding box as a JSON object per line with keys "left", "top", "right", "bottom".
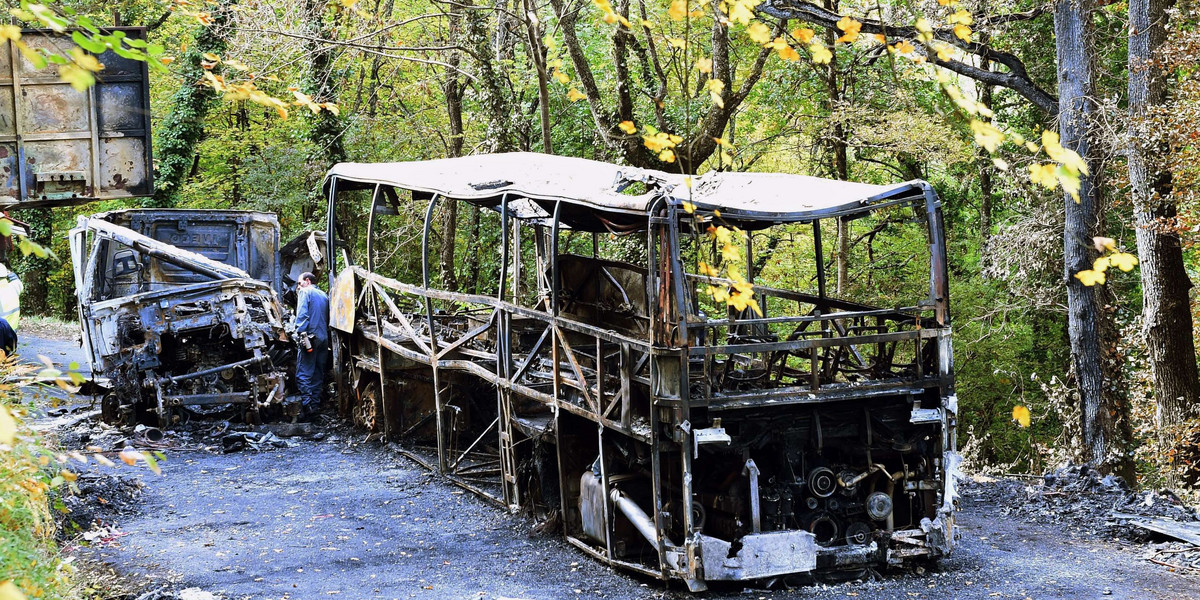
{"left": 20, "top": 333, "right": 1200, "bottom": 600}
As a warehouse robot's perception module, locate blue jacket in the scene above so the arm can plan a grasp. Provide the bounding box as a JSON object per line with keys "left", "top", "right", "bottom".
{"left": 295, "top": 285, "right": 330, "bottom": 345}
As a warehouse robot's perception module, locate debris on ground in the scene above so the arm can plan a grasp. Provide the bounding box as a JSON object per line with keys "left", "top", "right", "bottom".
{"left": 962, "top": 463, "right": 1200, "bottom": 578}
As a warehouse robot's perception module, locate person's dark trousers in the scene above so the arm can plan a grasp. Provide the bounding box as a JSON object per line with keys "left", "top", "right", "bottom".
{"left": 296, "top": 344, "right": 329, "bottom": 414}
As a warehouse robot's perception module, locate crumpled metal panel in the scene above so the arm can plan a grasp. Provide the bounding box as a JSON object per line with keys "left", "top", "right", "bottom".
{"left": 0, "top": 28, "right": 153, "bottom": 207}
{"left": 697, "top": 531, "right": 819, "bottom": 580}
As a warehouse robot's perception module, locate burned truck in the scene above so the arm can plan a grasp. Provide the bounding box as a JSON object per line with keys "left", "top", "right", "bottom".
{"left": 70, "top": 210, "right": 295, "bottom": 426}
{"left": 323, "top": 153, "right": 957, "bottom": 589}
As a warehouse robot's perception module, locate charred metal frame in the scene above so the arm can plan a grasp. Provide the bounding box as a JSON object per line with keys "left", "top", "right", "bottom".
{"left": 324, "top": 155, "right": 958, "bottom": 590}
{"left": 70, "top": 210, "right": 292, "bottom": 426}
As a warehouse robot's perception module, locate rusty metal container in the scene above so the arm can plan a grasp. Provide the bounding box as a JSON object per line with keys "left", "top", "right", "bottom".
{"left": 0, "top": 28, "right": 153, "bottom": 207}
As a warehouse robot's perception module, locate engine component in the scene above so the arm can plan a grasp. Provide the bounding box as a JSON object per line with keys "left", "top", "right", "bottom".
{"left": 866, "top": 491, "right": 894, "bottom": 522}
{"left": 845, "top": 521, "right": 872, "bottom": 546}
{"left": 808, "top": 513, "right": 839, "bottom": 547}
{"left": 808, "top": 467, "right": 837, "bottom": 498}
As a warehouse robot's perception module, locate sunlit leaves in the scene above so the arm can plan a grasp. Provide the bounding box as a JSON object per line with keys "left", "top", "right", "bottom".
{"left": 695, "top": 57, "right": 712, "bottom": 73}
{"left": 915, "top": 18, "right": 934, "bottom": 43}
{"left": 706, "top": 79, "right": 725, "bottom": 108}
{"left": 809, "top": 42, "right": 832, "bottom": 64}
{"left": 970, "top": 120, "right": 1004, "bottom": 153}
{"left": 618, "top": 120, "right": 637, "bottom": 134}
{"left": 567, "top": 88, "right": 586, "bottom": 102}
{"left": 1075, "top": 237, "right": 1139, "bottom": 286}
{"left": 792, "top": 27, "right": 815, "bottom": 44}
{"left": 669, "top": 0, "right": 688, "bottom": 21}
{"left": 0, "top": 580, "right": 27, "bottom": 600}
{"left": 0, "top": 405, "right": 15, "bottom": 446}
{"left": 835, "top": 16, "right": 862, "bottom": 44}
{"left": 746, "top": 22, "right": 772, "bottom": 44}
{"left": 948, "top": 9, "right": 973, "bottom": 41}
{"left": 1012, "top": 405, "right": 1031, "bottom": 428}
{"left": 722, "top": 0, "right": 763, "bottom": 26}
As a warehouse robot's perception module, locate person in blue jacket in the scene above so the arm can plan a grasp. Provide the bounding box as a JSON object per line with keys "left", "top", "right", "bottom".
{"left": 293, "top": 271, "right": 330, "bottom": 417}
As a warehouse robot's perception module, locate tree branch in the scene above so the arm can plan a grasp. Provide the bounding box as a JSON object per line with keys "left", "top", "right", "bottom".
{"left": 757, "top": 0, "right": 1059, "bottom": 115}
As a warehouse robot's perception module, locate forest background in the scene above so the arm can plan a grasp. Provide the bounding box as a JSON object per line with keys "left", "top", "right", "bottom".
{"left": 8, "top": 0, "right": 1200, "bottom": 489}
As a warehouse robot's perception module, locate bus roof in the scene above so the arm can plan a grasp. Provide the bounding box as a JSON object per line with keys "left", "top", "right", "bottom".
{"left": 324, "top": 153, "right": 929, "bottom": 231}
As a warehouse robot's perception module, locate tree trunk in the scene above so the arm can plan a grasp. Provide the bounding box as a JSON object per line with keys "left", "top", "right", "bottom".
{"left": 440, "top": 16, "right": 465, "bottom": 292}
{"left": 1128, "top": 0, "right": 1200, "bottom": 483}
{"left": 151, "top": 1, "right": 232, "bottom": 207}
{"left": 302, "top": 0, "right": 347, "bottom": 225}
{"left": 1055, "top": 0, "right": 1134, "bottom": 479}
{"left": 821, "top": 0, "right": 850, "bottom": 295}
{"left": 978, "top": 66, "right": 994, "bottom": 254}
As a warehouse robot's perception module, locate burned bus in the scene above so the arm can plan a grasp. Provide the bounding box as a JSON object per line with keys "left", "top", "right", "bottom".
{"left": 323, "top": 153, "right": 957, "bottom": 589}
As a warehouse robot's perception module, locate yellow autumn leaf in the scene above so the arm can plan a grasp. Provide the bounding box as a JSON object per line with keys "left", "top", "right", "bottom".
{"left": 809, "top": 42, "right": 832, "bottom": 64}
{"left": 93, "top": 453, "right": 115, "bottom": 467}
{"left": 61, "top": 469, "right": 77, "bottom": 482}
{"left": 0, "top": 581, "right": 27, "bottom": 600}
{"left": 726, "top": 0, "right": 762, "bottom": 26}
{"left": 1110, "top": 252, "right": 1138, "bottom": 272}
{"left": 119, "top": 449, "right": 142, "bottom": 466}
{"left": 667, "top": 37, "right": 687, "bottom": 49}
{"left": 992, "top": 157, "right": 1008, "bottom": 170}
{"left": 1028, "top": 164, "right": 1056, "bottom": 189}
{"left": 706, "top": 78, "right": 725, "bottom": 108}
{"left": 618, "top": 120, "right": 637, "bottom": 134}
{"left": 1093, "top": 256, "right": 1111, "bottom": 272}
{"left": 0, "top": 25, "right": 21, "bottom": 42}
{"left": 915, "top": 18, "right": 934, "bottom": 43}
{"left": 698, "top": 262, "right": 719, "bottom": 277}
{"left": 341, "top": 0, "right": 358, "bottom": 6}
{"left": 695, "top": 57, "right": 713, "bottom": 73}
{"left": 970, "top": 119, "right": 1004, "bottom": 153}
{"left": 58, "top": 64, "right": 95, "bottom": 91}
{"left": 792, "top": 27, "right": 815, "bottom": 44}
{"left": 948, "top": 9, "right": 973, "bottom": 25}
{"left": 669, "top": 0, "right": 687, "bottom": 21}
{"left": 1012, "top": 405, "right": 1031, "bottom": 428}
{"left": 566, "top": 87, "right": 586, "bottom": 102}
{"left": 202, "top": 52, "right": 220, "bottom": 62}
{"left": 953, "top": 24, "right": 971, "bottom": 42}
{"left": 777, "top": 43, "right": 801, "bottom": 61}
{"left": 0, "top": 405, "right": 15, "bottom": 445}
{"left": 553, "top": 69, "right": 569, "bottom": 84}
{"left": 835, "top": 16, "right": 862, "bottom": 43}
{"left": 935, "top": 44, "right": 954, "bottom": 62}
{"left": 894, "top": 40, "right": 915, "bottom": 54}
{"left": 1075, "top": 269, "right": 1106, "bottom": 286}
{"left": 747, "top": 22, "right": 772, "bottom": 44}
{"left": 1042, "top": 130, "right": 1089, "bottom": 175}
{"left": 1093, "top": 236, "right": 1117, "bottom": 252}
{"left": 937, "top": 0, "right": 958, "bottom": 5}
{"left": 659, "top": 149, "right": 676, "bottom": 163}
{"left": 874, "top": 33, "right": 887, "bottom": 44}
{"left": 682, "top": 201, "right": 696, "bottom": 213}
{"left": 160, "top": 56, "right": 175, "bottom": 65}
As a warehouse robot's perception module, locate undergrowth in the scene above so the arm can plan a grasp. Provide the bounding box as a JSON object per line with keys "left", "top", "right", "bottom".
{"left": 0, "top": 355, "right": 74, "bottom": 599}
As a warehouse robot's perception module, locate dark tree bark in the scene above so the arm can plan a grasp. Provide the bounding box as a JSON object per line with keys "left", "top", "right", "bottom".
{"left": 978, "top": 70, "right": 994, "bottom": 252}
{"left": 302, "top": 0, "right": 348, "bottom": 225}
{"left": 818, "top": 0, "right": 850, "bottom": 294}
{"left": 440, "top": 14, "right": 466, "bottom": 292}
{"left": 1056, "top": 0, "right": 1134, "bottom": 479}
{"left": 1128, "top": 0, "right": 1200, "bottom": 483}
{"left": 152, "top": 1, "right": 233, "bottom": 207}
